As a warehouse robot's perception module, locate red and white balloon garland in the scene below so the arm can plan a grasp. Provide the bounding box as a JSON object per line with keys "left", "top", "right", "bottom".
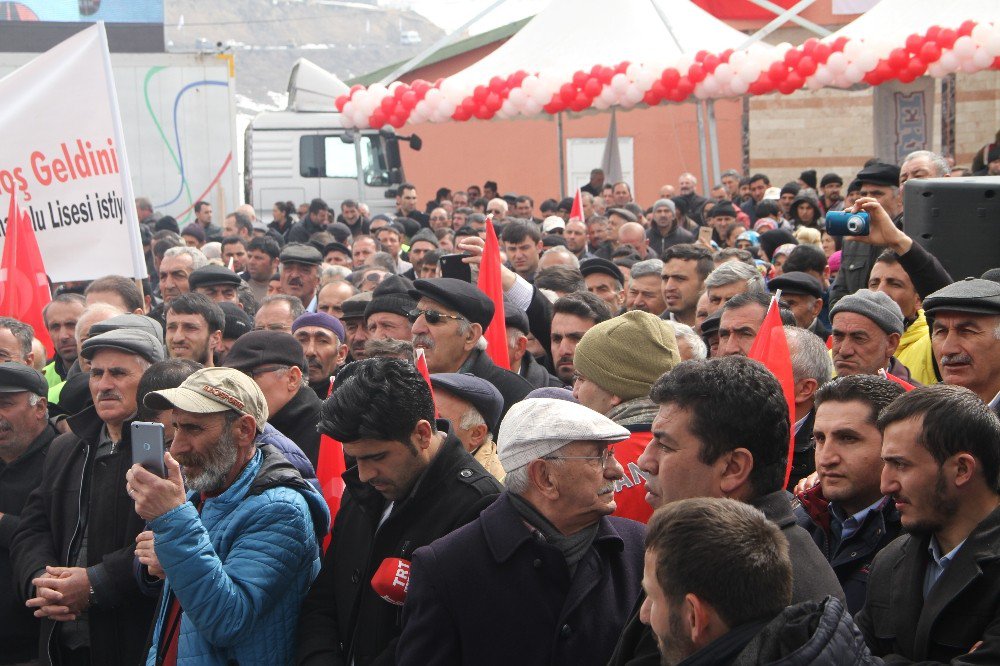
{"left": 335, "top": 19, "right": 1000, "bottom": 129}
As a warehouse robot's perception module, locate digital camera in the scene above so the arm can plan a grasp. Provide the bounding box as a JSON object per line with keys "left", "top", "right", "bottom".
{"left": 826, "top": 210, "right": 870, "bottom": 236}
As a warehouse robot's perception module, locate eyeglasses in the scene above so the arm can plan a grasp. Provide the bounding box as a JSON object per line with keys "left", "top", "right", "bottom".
{"left": 407, "top": 308, "right": 467, "bottom": 325}
{"left": 247, "top": 364, "right": 289, "bottom": 378}
{"left": 544, "top": 445, "right": 617, "bottom": 469}
{"left": 488, "top": 209, "right": 504, "bottom": 215}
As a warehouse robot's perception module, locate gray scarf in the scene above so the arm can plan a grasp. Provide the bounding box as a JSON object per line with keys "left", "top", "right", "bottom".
{"left": 509, "top": 493, "right": 598, "bottom": 576}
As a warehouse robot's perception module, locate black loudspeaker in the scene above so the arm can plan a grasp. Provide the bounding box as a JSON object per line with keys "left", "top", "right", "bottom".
{"left": 904, "top": 177, "right": 1000, "bottom": 281}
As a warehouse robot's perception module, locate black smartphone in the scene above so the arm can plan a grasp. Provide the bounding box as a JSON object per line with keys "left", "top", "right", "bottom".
{"left": 439, "top": 253, "right": 472, "bottom": 282}
{"left": 131, "top": 421, "right": 166, "bottom": 478}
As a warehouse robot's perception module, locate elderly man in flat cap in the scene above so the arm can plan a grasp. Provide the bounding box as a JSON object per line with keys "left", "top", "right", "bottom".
{"left": 429, "top": 373, "right": 505, "bottom": 482}
{"left": 396, "top": 397, "right": 645, "bottom": 666}
{"left": 923, "top": 278, "right": 1000, "bottom": 408}
{"left": 409, "top": 278, "right": 531, "bottom": 419}
{"left": 0, "top": 362, "right": 58, "bottom": 664}
{"left": 11, "top": 328, "right": 165, "bottom": 666}
{"left": 830, "top": 288, "right": 918, "bottom": 384}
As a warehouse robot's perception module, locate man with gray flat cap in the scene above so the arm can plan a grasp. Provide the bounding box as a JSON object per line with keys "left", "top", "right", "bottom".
{"left": 923, "top": 278, "right": 1000, "bottom": 407}
{"left": 409, "top": 278, "right": 531, "bottom": 419}
{"left": 396, "top": 397, "right": 645, "bottom": 666}
{"left": 11, "top": 328, "right": 164, "bottom": 666}
{"left": 429, "top": 373, "right": 505, "bottom": 482}
{"left": 0, "top": 362, "right": 57, "bottom": 664}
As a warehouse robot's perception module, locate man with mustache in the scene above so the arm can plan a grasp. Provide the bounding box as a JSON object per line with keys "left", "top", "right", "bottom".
{"left": 396, "top": 398, "right": 645, "bottom": 666}
{"left": 857, "top": 384, "right": 1000, "bottom": 662}
{"left": 296, "top": 358, "right": 501, "bottom": 666}
{"left": 292, "top": 313, "right": 348, "bottom": 401}
{"left": 0, "top": 362, "right": 58, "bottom": 664}
{"left": 11, "top": 328, "right": 165, "bottom": 666}
{"left": 165, "top": 293, "right": 224, "bottom": 367}
{"left": 364, "top": 275, "right": 415, "bottom": 344}
{"left": 279, "top": 244, "right": 323, "bottom": 312}
{"left": 129, "top": 367, "right": 328, "bottom": 665}
{"left": 339, "top": 292, "right": 372, "bottom": 362}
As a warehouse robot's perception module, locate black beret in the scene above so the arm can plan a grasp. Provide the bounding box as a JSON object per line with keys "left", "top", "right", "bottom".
{"left": 856, "top": 162, "right": 901, "bottom": 189}
{"left": 0, "top": 361, "right": 48, "bottom": 396}
{"left": 323, "top": 242, "right": 353, "bottom": 259}
{"left": 365, "top": 275, "right": 417, "bottom": 319}
{"left": 222, "top": 330, "right": 306, "bottom": 372}
{"left": 430, "top": 372, "right": 504, "bottom": 435}
{"left": 820, "top": 172, "right": 843, "bottom": 187}
{"left": 279, "top": 243, "right": 323, "bottom": 266}
{"left": 923, "top": 278, "right": 1000, "bottom": 317}
{"left": 706, "top": 201, "right": 737, "bottom": 218}
{"left": 503, "top": 302, "right": 530, "bottom": 334}
{"left": 579, "top": 257, "right": 624, "bottom": 284}
{"left": 409, "top": 278, "right": 495, "bottom": 330}
{"left": 189, "top": 265, "right": 242, "bottom": 290}
{"left": 767, "top": 271, "right": 824, "bottom": 299}
{"left": 218, "top": 302, "right": 253, "bottom": 340}
{"left": 81, "top": 329, "right": 165, "bottom": 363}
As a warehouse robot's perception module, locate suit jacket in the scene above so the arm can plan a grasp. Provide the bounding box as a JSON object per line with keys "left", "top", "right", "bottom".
{"left": 396, "top": 492, "right": 645, "bottom": 666}
{"left": 857, "top": 504, "right": 1000, "bottom": 664}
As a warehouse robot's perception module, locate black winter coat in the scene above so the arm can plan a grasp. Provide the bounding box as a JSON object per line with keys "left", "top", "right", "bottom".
{"left": 10, "top": 406, "right": 156, "bottom": 666}
{"left": 0, "top": 423, "right": 56, "bottom": 664}
{"left": 396, "top": 492, "right": 645, "bottom": 666}
{"left": 295, "top": 424, "right": 502, "bottom": 666}
{"left": 270, "top": 384, "right": 324, "bottom": 467}
{"left": 460, "top": 348, "right": 532, "bottom": 422}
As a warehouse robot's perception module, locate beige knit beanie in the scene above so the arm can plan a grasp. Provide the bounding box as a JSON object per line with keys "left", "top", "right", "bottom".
{"left": 573, "top": 310, "right": 680, "bottom": 401}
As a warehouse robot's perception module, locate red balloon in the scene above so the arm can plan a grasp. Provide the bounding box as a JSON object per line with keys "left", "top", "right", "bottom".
{"left": 651, "top": 80, "right": 666, "bottom": 97}
{"left": 905, "top": 33, "right": 924, "bottom": 54}
{"left": 572, "top": 70, "right": 589, "bottom": 88}
{"left": 452, "top": 106, "right": 471, "bottom": 121}
{"left": 802, "top": 37, "right": 820, "bottom": 54}
{"left": 778, "top": 79, "right": 797, "bottom": 95}
{"left": 919, "top": 41, "right": 942, "bottom": 63}
{"left": 813, "top": 42, "right": 832, "bottom": 63}
{"left": 615, "top": 61, "right": 630, "bottom": 74}
{"left": 599, "top": 66, "right": 615, "bottom": 84}
{"left": 925, "top": 25, "right": 941, "bottom": 42}
{"left": 489, "top": 76, "right": 506, "bottom": 94}
{"left": 380, "top": 96, "right": 396, "bottom": 114}
{"left": 832, "top": 36, "right": 849, "bottom": 52}
{"left": 661, "top": 68, "right": 680, "bottom": 89}
{"left": 768, "top": 61, "right": 787, "bottom": 83}
{"left": 349, "top": 84, "right": 364, "bottom": 94}
{"left": 560, "top": 83, "right": 576, "bottom": 104}
{"left": 643, "top": 90, "right": 661, "bottom": 106}
{"left": 688, "top": 63, "right": 706, "bottom": 84}
{"left": 412, "top": 80, "right": 431, "bottom": 96}
{"left": 897, "top": 70, "right": 917, "bottom": 84}
{"left": 590, "top": 64, "right": 603, "bottom": 76}
{"left": 784, "top": 48, "right": 802, "bottom": 68}
{"left": 695, "top": 50, "right": 709, "bottom": 63}
{"left": 485, "top": 93, "right": 502, "bottom": 112}
{"left": 511, "top": 70, "right": 528, "bottom": 86}
{"left": 875, "top": 61, "right": 894, "bottom": 81}
{"left": 335, "top": 95, "right": 348, "bottom": 112}
{"left": 400, "top": 90, "right": 417, "bottom": 110}
{"left": 994, "top": 56, "right": 1000, "bottom": 69}
{"left": 389, "top": 114, "right": 405, "bottom": 128}
{"left": 473, "top": 85, "right": 489, "bottom": 104}
{"left": 720, "top": 49, "right": 733, "bottom": 63}
{"left": 888, "top": 48, "right": 909, "bottom": 71}
{"left": 474, "top": 104, "right": 492, "bottom": 120}
{"left": 675, "top": 76, "right": 694, "bottom": 98}
{"left": 958, "top": 20, "right": 977, "bottom": 37}
{"left": 570, "top": 92, "right": 590, "bottom": 112}
{"left": 543, "top": 101, "right": 563, "bottom": 114}
{"left": 584, "top": 78, "right": 602, "bottom": 97}
{"left": 703, "top": 54, "right": 720, "bottom": 74}
{"left": 937, "top": 28, "right": 957, "bottom": 49}
{"left": 796, "top": 56, "right": 817, "bottom": 77}
{"left": 785, "top": 71, "right": 804, "bottom": 90}
{"left": 863, "top": 71, "right": 882, "bottom": 86}
{"left": 906, "top": 57, "right": 927, "bottom": 79}
{"left": 462, "top": 97, "right": 477, "bottom": 115}
{"left": 370, "top": 109, "right": 386, "bottom": 127}
{"left": 748, "top": 80, "right": 768, "bottom": 95}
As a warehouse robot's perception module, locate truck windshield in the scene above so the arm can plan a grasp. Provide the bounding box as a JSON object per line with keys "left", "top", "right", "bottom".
{"left": 299, "top": 135, "right": 389, "bottom": 186}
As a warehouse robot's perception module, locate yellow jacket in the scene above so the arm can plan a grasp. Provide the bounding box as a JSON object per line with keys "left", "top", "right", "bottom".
{"left": 896, "top": 310, "right": 938, "bottom": 385}
{"left": 473, "top": 439, "right": 506, "bottom": 483}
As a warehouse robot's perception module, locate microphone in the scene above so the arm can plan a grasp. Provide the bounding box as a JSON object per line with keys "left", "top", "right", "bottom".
{"left": 371, "top": 557, "right": 411, "bottom": 605}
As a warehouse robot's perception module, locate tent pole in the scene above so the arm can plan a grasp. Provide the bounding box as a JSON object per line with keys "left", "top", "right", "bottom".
{"left": 695, "top": 101, "right": 710, "bottom": 196}
{"left": 707, "top": 99, "right": 722, "bottom": 185}
{"left": 738, "top": 0, "right": 829, "bottom": 50}
{"left": 557, "top": 112, "right": 566, "bottom": 199}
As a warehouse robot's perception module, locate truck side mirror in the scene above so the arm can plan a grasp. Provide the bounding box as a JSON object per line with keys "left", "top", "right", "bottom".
{"left": 408, "top": 134, "right": 423, "bottom": 151}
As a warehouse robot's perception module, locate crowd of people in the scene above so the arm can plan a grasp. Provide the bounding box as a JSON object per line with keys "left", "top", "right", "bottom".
{"left": 1, "top": 141, "right": 1000, "bottom": 666}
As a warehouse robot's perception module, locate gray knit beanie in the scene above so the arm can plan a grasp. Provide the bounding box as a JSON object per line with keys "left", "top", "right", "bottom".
{"left": 830, "top": 289, "right": 904, "bottom": 335}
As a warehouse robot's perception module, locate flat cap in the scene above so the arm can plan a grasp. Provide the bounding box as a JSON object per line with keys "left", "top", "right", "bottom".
{"left": 89, "top": 314, "right": 164, "bottom": 342}
{"left": 856, "top": 162, "right": 901, "bottom": 189}
{"left": 707, "top": 201, "right": 737, "bottom": 218}
{"left": 0, "top": 361, "right": 48, "bottom": 396}
{"left": 145, "top": 367, "right": 268, "bottom": 432}
{"left": 430, "top": 372, "right": 504, "bottom": 435}
{"left": 222, "top": 330, "right": 307, "bottom": 372}
{"left": 768, "top": 271, "right": 823, "bottom": 299}
{"left": 293, "top": 312, "right": 346, "bottom": 342}
{"left": 328, "top": 222, "right": 352, "bottom": 243}
{"left": 923, "top": 278, "right": 1000, "bottom": 317}
{"left": 606, "top": 207, "right": 637, "bottom": 223}
{"left": 503, "top": 302, "right": 530, "bottom": 334}
{"left": 410, "top": 278, "right": 495, "bottom": 330}
{"left": 279, "top": 243, "right": 323, "bottom": 266}
{"left": 324, "top": 242, "right": 353, "bottom": 259}
{"left": 497, "top": 398, "right": 629, "bottom": 472}
{"left": 525, "top": 387, "right": 578, "bottom": 402}
{"left": 340, "top": 291, "right": 373, "bottom": 320}
{"left": 579, "top": 257, "right": 624, "bottom": 284}
{"left": 81, "top": 328, "right": 165, "bottom": 363}
{"left": 701, "top": 310, "right": 722, "bottom": 338}
{"left": 189, "top": 265, "right": 242, "bottom": 290}
{"left": 218, "top": 302, "right": 253, "bottom": 340}
{"left": 831, "top": 288, "right": 904, "bottom": 335}
{"left": 366, "top": 275, "right": 417, "bottom": 320}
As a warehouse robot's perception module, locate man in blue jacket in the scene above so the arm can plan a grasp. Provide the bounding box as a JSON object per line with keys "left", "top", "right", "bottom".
{"left": 127, "top": 366, "right": 329, "bottom": 666}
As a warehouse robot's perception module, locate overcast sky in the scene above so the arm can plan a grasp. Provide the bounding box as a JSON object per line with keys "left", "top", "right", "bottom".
{"left": 407, "top": 0, "right": 547, "bottom": 34}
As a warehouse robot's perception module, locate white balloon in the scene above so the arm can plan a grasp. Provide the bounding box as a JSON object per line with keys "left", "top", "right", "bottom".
{"left": 826, "top": 51, "right": 848, "bottom": 74}
{"left": 521, "top": 75, "right": 540, "bottom": 95}
{"left": 961, "top": 58, "right": 980, "bottom": 73}
{"left": 368, "top": 84, "right": 388, "bottom": 99}
{"left": 693, "top": 83, "right": 709, "bottom": 99}
{"left": 953, "top": 36, "right": 976, "bottom": 59}
{"left": 938, "top": 51, "right": 959, "bottom": 72}
{"left": 844, "top": 63, "right": 864, "bottom": 83}
{"left": 729, "top": 77, "right": 749, "bottom": 95}
{"left": 813, "top": 68, "right": 834, "bottom": 86}
{"left": 624, "top": 84, "right": 644, "bottom": 104}
{"left": 500, "top": 99, "right": 516, "bottom": 116}
{"left": 594, "top": 97, "right": 612, "bottom": 110}
{"left": 701, "top": 77, "right": 720, "bottom": 96}
{"left": 637, "top": 68, "right": 657, "bottom": 89}
{"left": 626, "top": 62, "right": 642, "bottom": 81}
{"left": 858, "top": 51, "right": 880, "bottom": 71}
{"left": 523, "top": 99, "right": 543, "bottom": 116}
{"left": 985, "top": 27, "right": 1000, "bottom": 58}
{"left": 714, "top": 63, "right": 734, "bottom": 84}
{"left": 611, "top": 73, "right": 630, "bottom": 94}
{"left": 973, "top": 47, "right": 994, "bottom": 69}
{"left": 806, "top": 75, "right": 824, "bottom": 90}
{"left": 341, "top": 101, "right": 353, "bottom": 117}
{"left": 508, "top": 87, "right": 527, "bottom": 108}
{"left": 972, "top": 23, "right": 993, "bottom": 47}
{"left": 729, "top": 50, "right": 748, "bottom": 68}
{"left": 843, "top": 38, "right": 864, "bottom": 63}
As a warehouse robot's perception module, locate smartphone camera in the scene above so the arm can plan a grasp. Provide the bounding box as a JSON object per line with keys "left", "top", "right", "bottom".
{"left": 826, "top": 210, "right": 870, "bottom": 236}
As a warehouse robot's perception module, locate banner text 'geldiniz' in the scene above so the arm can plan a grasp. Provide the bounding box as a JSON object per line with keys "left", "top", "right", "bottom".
{"left": 0, "top": 138, "right": 120, "bottom": 202}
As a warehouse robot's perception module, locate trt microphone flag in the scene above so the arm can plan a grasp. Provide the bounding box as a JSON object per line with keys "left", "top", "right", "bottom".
{"left": 747, "top": 294, "right": 796, "bottom": 487}
{"left": 569, "top": 187, "right": 584, "bottom": 222}
{"left": 0, "top": 195, "right": 53, "bottom": 356}
{"left": 315, "top": 377, "right": 345, "bottom": 552}
{"left": 477, "top": 216, "right": 510, "bottom": 370}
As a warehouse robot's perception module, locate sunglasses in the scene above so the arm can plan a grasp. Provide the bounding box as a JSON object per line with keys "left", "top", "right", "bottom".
{"left": 407, "top": 308, "right": 467, "bottom": 325}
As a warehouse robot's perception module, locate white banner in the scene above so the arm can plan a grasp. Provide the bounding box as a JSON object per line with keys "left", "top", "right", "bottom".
{"left": 0, "top": 23, "right": 146, "bottom": 282}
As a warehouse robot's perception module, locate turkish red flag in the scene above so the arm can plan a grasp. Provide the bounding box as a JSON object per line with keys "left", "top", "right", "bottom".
{"left": 0, "top": 195, "right": 53, "bottom": 357}
{"left": 316, "top": 377, "right": 345, "bottom": 552}
{"left": 569, "top": 187, "right": 584, "bottom": 222}
{"left": 747, "top": 297, "right": 796, "bottom": 487}
{"left": 477, "top": 217, "right": 510, "bottom": 370}
{"left": 414, "top": 348, "right": 438, "bottom": 416}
